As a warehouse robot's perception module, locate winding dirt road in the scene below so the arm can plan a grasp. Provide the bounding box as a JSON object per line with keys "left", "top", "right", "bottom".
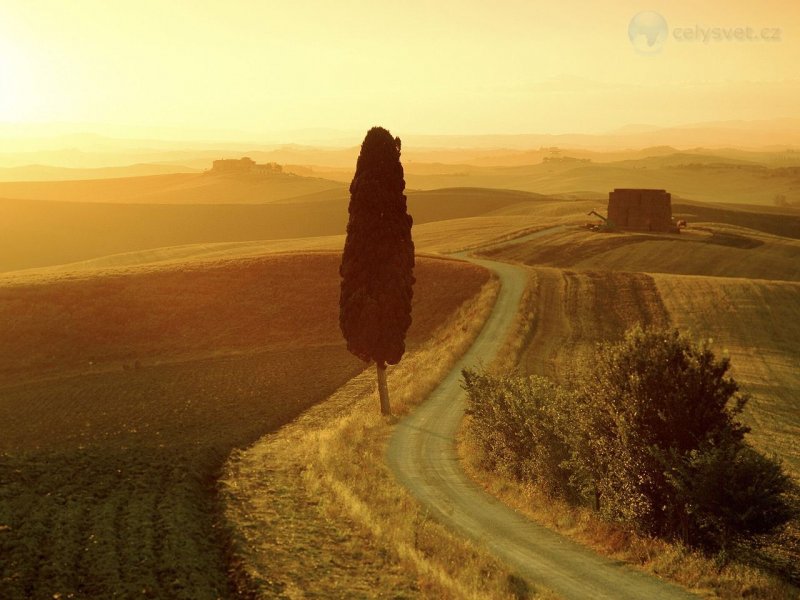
{"left": 387, "top": 229, "right": 697, "bottom": 599}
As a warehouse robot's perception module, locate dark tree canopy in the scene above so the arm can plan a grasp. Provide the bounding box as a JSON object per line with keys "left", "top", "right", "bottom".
{"left": 569, "top": 327, "right": 794, "bottom": 547}
{"left": 339, "top": 126, "right": 415, "bottom": 367}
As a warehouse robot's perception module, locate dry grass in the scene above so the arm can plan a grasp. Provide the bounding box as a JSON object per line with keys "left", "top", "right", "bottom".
{"left": 459, "top": 428, "right": 798, "bottom": 599}
{"left": 221, "top": 269, "right": 558, "bottom": 599}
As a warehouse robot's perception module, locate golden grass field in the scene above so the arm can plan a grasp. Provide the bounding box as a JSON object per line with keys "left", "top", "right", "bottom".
{"left": 3, "top": 164, "right": 800, "bottom": 598}
{"left": 653, "top": 274, "right": 800, "bottom": 477}
{"left": 0, "top": 251, "right": 491, "bottom": 598}
{"left": 0, "top": 197, "right": 350, "bottom": 271}
{"left": 488, "top": 266, "right": 800, "bottom": 479}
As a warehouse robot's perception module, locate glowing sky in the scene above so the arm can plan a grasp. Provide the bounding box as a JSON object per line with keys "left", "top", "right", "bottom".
{"left": 0, "top": 0, "right": 798, "bottom": 137}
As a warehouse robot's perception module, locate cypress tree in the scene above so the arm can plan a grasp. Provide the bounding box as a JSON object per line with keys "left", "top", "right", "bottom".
{"left": 339, "top": 126, "right": 415, "bottom": 415}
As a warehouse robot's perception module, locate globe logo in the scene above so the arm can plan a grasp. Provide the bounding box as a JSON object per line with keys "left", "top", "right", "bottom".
{"left": 628, "top": 11, "right": 668, "bottom": 55}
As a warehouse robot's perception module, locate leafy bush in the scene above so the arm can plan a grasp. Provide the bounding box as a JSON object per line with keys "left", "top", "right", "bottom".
{"left": 569, "top": 327, "right": 752, "bottom": 538}
{"left": 462, "top": 369, "right": 574, "bottom": 499}
{"left": 666, "top": 434, "right": 795, "bottom": 551}
{"left": 464, "top": 327, "right": 796, "bottom": 551}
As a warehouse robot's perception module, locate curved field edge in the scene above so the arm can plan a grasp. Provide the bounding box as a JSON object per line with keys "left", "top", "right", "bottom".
{"left": 456, "top": 267, "right": 799, "bottom": 599}
{"left": 0, "top": 252, "right": 490, "bottom": 599}
{"left": 220, "top": 270, "right": 558, "bottom": 599}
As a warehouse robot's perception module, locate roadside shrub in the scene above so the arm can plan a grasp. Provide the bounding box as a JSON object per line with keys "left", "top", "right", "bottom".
{"left": 572, "top": 327, "right": 795, "bottom": 548}
{"left": 464, "top": 326, "right": 796, "bottom": 552}
{"left": 462, "top": 369, "right": 574, "bottom": 499}
{"left": 666, "top": 434, "right": 795, "bottom": 551}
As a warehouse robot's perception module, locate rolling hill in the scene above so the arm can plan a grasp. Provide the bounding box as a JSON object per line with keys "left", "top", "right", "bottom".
{"left": 0, "top": 187, "right": 568, "bottom": 272}
{"left": 481, "top": 215, "right": 800, "bottom": 282}
{"left": 0, "top": 196, "right": 348, "bottom": 271}
{"left": 0, "top": 252, "right": 491, "bottom": 599}
{"left": 0, "top": 171, "right": 345, "bottom": 204}
{"left": 653, "top": 273, "right": 800, "bottom": 475}
{"left": 404, "top": 158, "right": 800, "bottom": 206}
{"left": 0, "top": 163, "right": 200, "bottom": 182}
{"left": 3, "top": 158, "right": 799, "bottom": 596}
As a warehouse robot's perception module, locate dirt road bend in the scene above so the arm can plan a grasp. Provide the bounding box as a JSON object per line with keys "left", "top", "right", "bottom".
{"left": 387, "top": 231, "right": 697, "bottom": 600}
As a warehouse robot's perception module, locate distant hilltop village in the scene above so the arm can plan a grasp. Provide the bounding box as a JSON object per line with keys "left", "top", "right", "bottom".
{"left": 209, "top": 157, "right": 283, "bottom": 174}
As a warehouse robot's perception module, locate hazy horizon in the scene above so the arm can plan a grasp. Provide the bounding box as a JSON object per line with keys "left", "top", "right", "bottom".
{"left": 1, "top": 117, "right": 800, "bottom": 154}
{"left": 1, "top": 1, "right": 798, "bottom": 143}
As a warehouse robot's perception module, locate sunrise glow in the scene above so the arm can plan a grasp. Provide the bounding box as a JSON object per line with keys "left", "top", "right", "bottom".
{"left": 0, "top": 0, "right": 797, "bottom": 138}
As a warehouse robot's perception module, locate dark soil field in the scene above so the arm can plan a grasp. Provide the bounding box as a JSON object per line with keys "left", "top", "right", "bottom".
{"left": 0, "top": 252, "right": 489, "bottom": 599}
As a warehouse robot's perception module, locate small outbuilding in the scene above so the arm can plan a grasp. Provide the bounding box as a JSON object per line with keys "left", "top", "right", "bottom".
{"left": 607, "top": 188, "right": 676, "bottom": 232}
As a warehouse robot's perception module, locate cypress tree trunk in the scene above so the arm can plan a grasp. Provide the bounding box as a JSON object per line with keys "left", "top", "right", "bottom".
{"left": 377, "top": 362, "right": 391, "bottom": 415}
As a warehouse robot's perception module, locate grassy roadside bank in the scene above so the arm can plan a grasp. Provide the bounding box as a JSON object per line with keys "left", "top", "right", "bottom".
{"left": 220, "top": 265, "right": 558, "bottom": 599}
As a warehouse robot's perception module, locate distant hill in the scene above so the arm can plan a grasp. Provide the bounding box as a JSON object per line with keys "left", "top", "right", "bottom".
{"left": 6, "top": 174, "right": 798, "bottom": 273}
{"left": 0, "top": 187, "right": 546, "bottom": 271}
{"left": 403, "top": 155, "right": 800, "bottom": 206}
{"left": 0, "top": 171, "right": 345, "bottom": 204}
{"left": 0, "top": 163, "right": 199, "bottom": 182}
{"left": 1, "top": 118, "right": 798, "bottom": 173}
{"left": 402, "top": 118, "right": 800, "bottom": 150}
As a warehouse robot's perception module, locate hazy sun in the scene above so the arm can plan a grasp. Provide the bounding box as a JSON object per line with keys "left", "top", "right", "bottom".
{"left": 0, "top": 34, "right": 38, "bottom": 122}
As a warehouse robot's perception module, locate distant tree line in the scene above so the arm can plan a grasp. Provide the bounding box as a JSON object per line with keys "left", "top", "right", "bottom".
{"left": 463, "top": 327, "right": 796, "bottom": 553}
{"left": 542, "top": 156, "right": 591, "bottom": 163}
